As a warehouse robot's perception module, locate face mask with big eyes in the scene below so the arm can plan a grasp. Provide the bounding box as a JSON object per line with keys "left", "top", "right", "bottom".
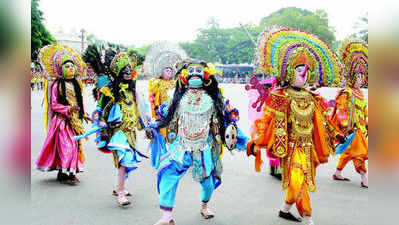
{"left": 187, "top": 66, "right": 204, "bottom": 78}
{"left": 224, "top": 123, "right": 238, "bottom": 150}
{"left": 121, "top": 66, "right": 132, "bottom": 80}
{"left": 63, "top": 62, "right": 76, "bottom": 79}
{"left": 292, "top": 65, "right": 308, "bottom": 88}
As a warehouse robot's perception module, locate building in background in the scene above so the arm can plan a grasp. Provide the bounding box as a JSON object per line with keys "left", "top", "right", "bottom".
{"left": 53, "top": 28, "right": 87, "bottom": 54}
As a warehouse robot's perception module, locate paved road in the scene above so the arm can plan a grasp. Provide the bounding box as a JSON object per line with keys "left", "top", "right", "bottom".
{"left": 31, "top": 82, "right": 368, "bottom": 225}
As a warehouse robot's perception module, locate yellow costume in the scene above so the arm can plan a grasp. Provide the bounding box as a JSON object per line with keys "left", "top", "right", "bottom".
{"left": 148, "top": 78, "right": 175, "bottom": 119}
{"left": 252, "top": 87, "right": 335, "bottom": 216}
{"left": 248, "top": 27, "right": 343, "bottom": 223}
{"left": 144, "top": 41, "right": 187, "bottom": 135}
{"left": 331, "top": 38, "right": 368, "bottom": 176}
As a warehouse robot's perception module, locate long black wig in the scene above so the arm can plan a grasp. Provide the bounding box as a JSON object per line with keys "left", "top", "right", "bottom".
{"left": 56, "top": 77, "right": 85, "bottom": 119}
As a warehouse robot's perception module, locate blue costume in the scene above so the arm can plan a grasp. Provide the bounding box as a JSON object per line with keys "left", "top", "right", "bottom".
{"left": 149, "top": 60, "right": 248, "bottom": 212}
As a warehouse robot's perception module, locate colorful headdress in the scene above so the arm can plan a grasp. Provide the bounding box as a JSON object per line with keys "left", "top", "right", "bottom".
{"left": 39, "top": 44, "right": 86, "bottom": 79}
{"left": 144, "top": 41, "right": 188, "bottom": 79}
{"left": 110, "top": 51, "right": 137, "bottom": 78}
{"left": 339, "top": 38, "right": 368, "bottom": 86}
{"left": 254, "top": 25, "right": 288, "bottom": 72}
{"left": 255, "top": 27, "right": 343, "bottom": 87}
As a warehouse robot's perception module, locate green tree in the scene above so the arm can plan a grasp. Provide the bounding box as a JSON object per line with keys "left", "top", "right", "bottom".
{"left": 179, "top": 8, "right": 337, "bottom": 64}
{"left": 86, "top": 33, "right": 100, "bottom": 44}
{"left": 127, "top": 48, "right": 145, "bottom": 66}
{"left": 136, "top": 44, "right": 153, "bottom": 56}
{"left": 259, "top": 7, "right": 336, "bottom": 47}
{"left": 31, "top": 0, "right": 56, "bottom": 62}
{"left": 180, "top": 18, "right": 256, "bottom": 64}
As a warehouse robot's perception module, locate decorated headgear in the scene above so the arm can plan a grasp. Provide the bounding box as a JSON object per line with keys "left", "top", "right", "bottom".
{"left": 39, "top": 44, "right": 86, "bottom": 79}
{"left": 144, "top": 41, "right": 188, "bottom": 79}
{"left": 339, "top": 38, "right": 368, "bottom": 86}
{"left": 255, "top": 27, "right": 343, "bottom": 87}
{"left": 253, "top": 25, "right": 288, "bottom": 71}
{"left": 110, "top": 51, "right": 137, "bottom": 78}
{"left": 177, "top": 60, "right": 222, "bottom": 88}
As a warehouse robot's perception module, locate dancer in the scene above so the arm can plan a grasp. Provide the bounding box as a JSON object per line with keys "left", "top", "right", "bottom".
{"left": 247, "top": 28, "right": 343, "bottom": 225}
{"left": 82, "top": 44, "right": 131, "bottom": 197}
{"left": 36, "top": 44, "right": 90, "bottom": 185}
{"left": 145, "top": 42, "right": 188, "bottom": 134}
{"left": 83, "top": 48, "right": 147, "bottom": 206}
{"left": 330, "top": 38, "right": 368, "bottom": 188}
{"left": 146, "top": 60, "right": 247, "bottom": 225}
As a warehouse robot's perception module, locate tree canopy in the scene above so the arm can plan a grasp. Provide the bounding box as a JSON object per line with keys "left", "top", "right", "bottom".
{"left": 31, "top": 0, "right": 56, "bottom": 62}
{"left": 179, "top": 7, "right": 338, "bottom": 64}
{"left": 260, "top": 7, "right": 336, "bottom": 47}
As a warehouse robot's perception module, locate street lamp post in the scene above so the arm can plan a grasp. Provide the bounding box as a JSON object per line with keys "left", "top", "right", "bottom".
{"left": 80, "top": 28, "right": 86, "bottom": 54}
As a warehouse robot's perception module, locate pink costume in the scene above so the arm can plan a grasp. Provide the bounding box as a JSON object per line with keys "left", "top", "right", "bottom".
{"left": 36, "top": 81, "right": 85, "bottom": 174}
{"left": 35, "top": 44, "right": 87, "bottom": 177}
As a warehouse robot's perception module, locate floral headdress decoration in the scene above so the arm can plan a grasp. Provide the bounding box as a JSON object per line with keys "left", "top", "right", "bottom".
{"left": 39, "top": 44, "right": 86, "bottom": 79}
{"left": 255, "top": 27, "right": 343, "bottom": 87}
{"left": 339, "top": 38, "right": 368, "bottom": 86}
{"left": 110, "top": 51, "right": 137, "bottom": 79}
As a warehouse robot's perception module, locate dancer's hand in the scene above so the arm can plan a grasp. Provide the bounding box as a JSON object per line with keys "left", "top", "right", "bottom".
{"left": 70, "top": 105, "right": 80, "bottom": 113}
{"left": 99, "top": 121, "right": 107, "bottom": 127}
{"left": 336, "top": 134, "right": 346, "bottom": 144}
{"left": 84, "top": 114, "right": 93, "bottom": 123}
{"left": 247, "top": 141, "right": 258, "bottom": 156}
{"left": 145, "top": 128, "right": 154, "bottom": 139}
{"left": 100, "top": 129, "right": 109, "bottom": 139}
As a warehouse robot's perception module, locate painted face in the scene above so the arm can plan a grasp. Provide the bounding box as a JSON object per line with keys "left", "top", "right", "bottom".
{"left": 292, "top": 65, "right": 308, "bottom": 88}
{"left": 63, "top": 62, "right": 76, "bottom": 79}
{"left": 163, "top": 67, "right": 173, "bottom": 79}
{"left": 355, "top": 73, "right": 363, "bottom": 88}
{"left": 121, "top": 65, "right": 132, "bottom": 80}
{"left": 187, "top": 65, "right": 205, "bottom": 88}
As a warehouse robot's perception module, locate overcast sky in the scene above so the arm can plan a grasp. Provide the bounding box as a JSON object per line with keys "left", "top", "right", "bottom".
{"left": 39, "top": 0, "right": 368, "bottom": 47}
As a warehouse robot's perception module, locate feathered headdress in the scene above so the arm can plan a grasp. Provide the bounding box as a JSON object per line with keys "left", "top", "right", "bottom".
{"left": 82, "top": 43, "right": 117, "bottom": 76}
{"left": 254, "top": 27, "right": 343, "bottom": 87}
{"left": 339, "top": 38, "right": 368, "bottom": 86}
{"left": 144, "top": 41, "right": 188, "bottom": 79}
{"left": 254, "top": 25, "right": 288, "bottom": 73}
{"left": 39, "top": 44, "right": 86, "bottom": 79}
